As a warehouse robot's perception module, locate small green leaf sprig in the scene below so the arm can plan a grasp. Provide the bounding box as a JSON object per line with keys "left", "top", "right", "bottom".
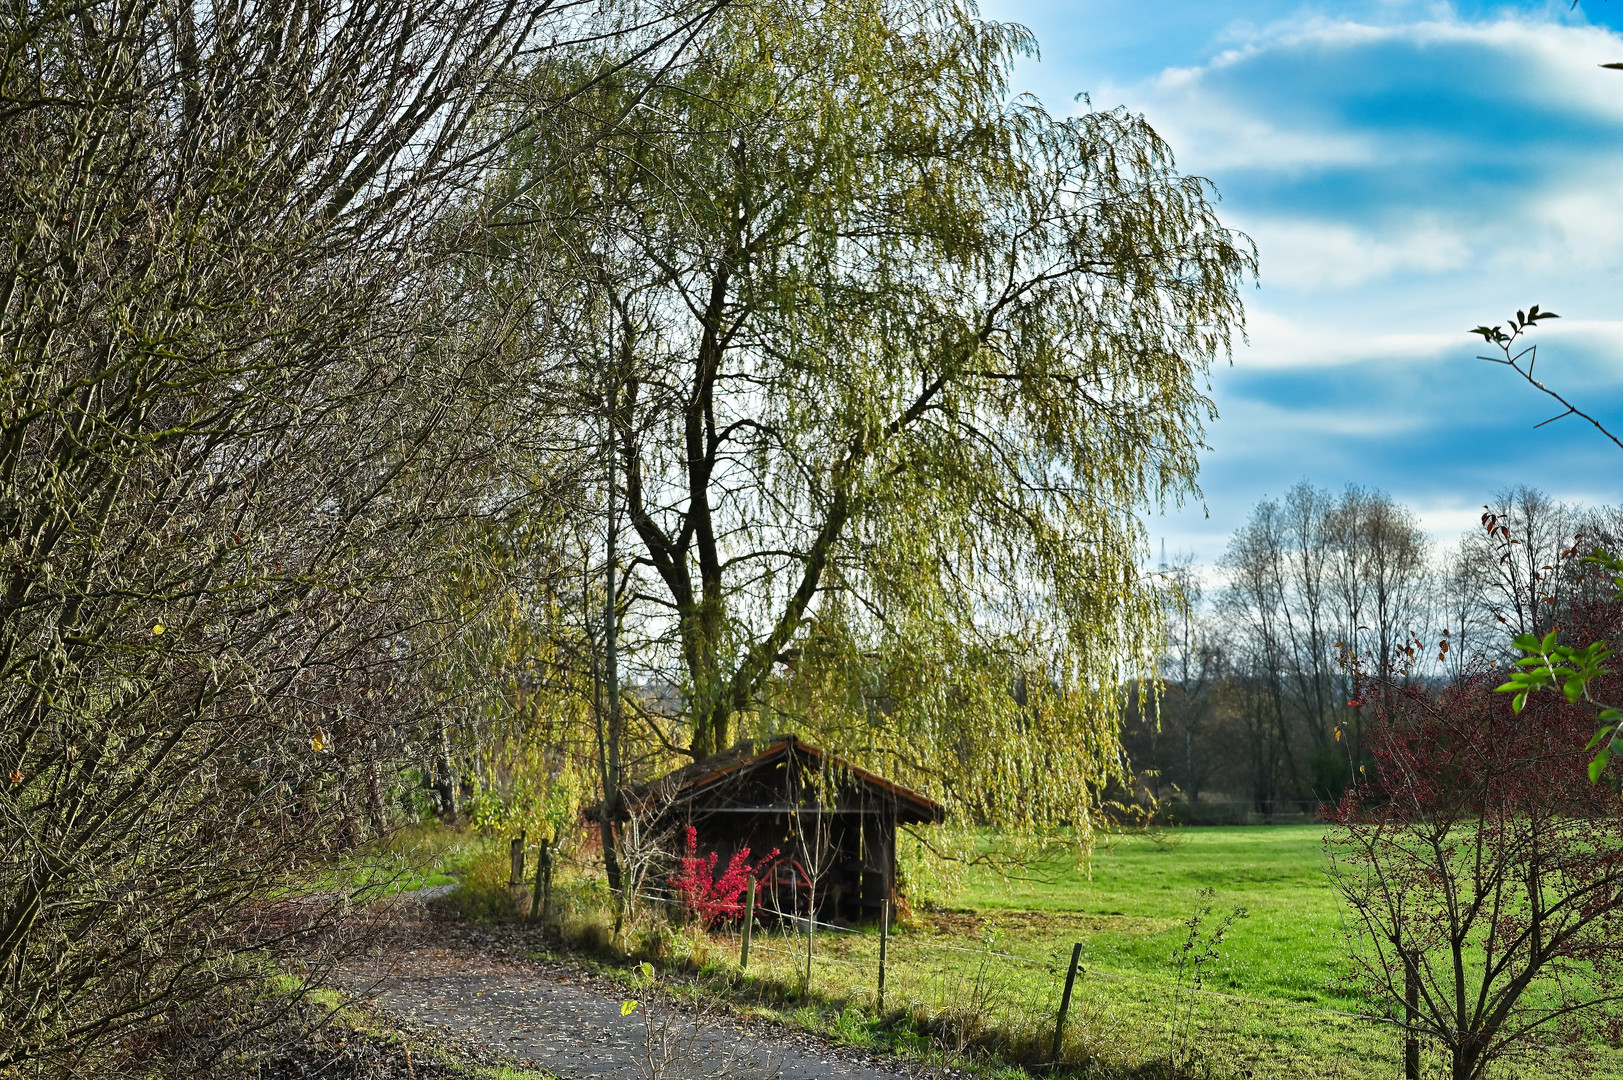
{"left": 1497, "top": 550, "right": 1623, "bottom": 782}
{"left": 620, "top": 961, "right": 656, "bottom": 1016}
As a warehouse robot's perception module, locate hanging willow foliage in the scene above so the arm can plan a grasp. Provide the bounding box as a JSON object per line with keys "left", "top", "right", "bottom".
{"left": 491, "top": 0, "right": 1254, "bottom": 833}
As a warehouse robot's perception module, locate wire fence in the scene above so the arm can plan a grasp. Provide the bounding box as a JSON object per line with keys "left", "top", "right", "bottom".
{"left": 742, "top": 922, "right": 1387, "bottom": 1022}
{"left": 707, "top": 915, "right": 1419, "bottom": 1076}
{"left": 626, "top": 881, "right": 1363, "bottom": 1012}
{"left": 521, "top": 854, "right": 1416, "bottom": 1075}
{"left": 522, "top": 844, "right": 1621, "bottom": 1077}
{"left": 617, "top": 877, "right": 1392, "bottom": 1027}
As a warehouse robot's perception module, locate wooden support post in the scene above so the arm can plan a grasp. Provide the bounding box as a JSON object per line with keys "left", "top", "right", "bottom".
{"left": 878, "top": 898, "right": 890, "bottom": 1014}
{"left": 1405, "top": 949, "right": 1420, "bottom": 1080}
{"left": 740, "top": 877, "right": 756, "bottom": 970}
{"left": 1053, "top": 941, "right": 1083, "bottom": 1063}
{"left": 509, "top": 832, "right": 526, "bottom": 888}
{"left": 529, "top": 837, "right": 552, "bottom": 924}
{"left": 541, "top": 837, "right": 553, "bottom": 922}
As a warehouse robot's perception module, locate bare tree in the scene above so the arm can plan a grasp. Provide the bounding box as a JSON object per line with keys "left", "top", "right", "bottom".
{"left": 1156, "top": 558, "right": 1225, "bottom": 802}
{"left": 1330, "top": 670, "right": 1623, "bottom": 1080}
{"left": 1219, "top": 506, "right": 1298, "bottom": 817}
{"left": 1218, "top": 484, "right": 1430, "bottom": 808}
{"left": 1277, "top": 483, "right": 1338, "bottom": 751}
{"left": 1456, "top": 487, "right": 1581, "bottom": 644}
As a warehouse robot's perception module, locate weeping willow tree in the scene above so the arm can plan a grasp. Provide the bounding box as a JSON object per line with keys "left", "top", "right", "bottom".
{"left": 491, "top": 0, "right": 1253, "bottom": 833}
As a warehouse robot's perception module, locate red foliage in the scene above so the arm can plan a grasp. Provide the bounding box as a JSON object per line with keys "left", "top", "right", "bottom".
{"left": 1327, "top": 600, "right": 1623, "bottom": 1080}
{"left": 669, "top": 825, "right": 778, "bottom": 929}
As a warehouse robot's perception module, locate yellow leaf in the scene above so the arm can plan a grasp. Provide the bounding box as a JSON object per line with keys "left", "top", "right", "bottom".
{"left": 151, "top": 623, "right": 164, "bottom": 635}
{"left": 310, "top": 731, "right": 327, "bottom": 753}
{"left": 621, "top": 1000, "right": 639, "bottom": 1016}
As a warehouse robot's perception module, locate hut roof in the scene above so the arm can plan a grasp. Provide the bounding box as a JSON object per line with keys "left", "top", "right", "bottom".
{"left": 619, "top": 735, "right": 945, "bottom": 825}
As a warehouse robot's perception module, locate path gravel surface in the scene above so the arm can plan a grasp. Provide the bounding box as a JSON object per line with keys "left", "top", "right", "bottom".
{"left": 334, "top": 901, "right": 925, "bottom": 1080}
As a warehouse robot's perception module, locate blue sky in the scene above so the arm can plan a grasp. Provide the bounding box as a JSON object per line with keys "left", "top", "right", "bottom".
{"left": 981, "top": 0, "right": 1623, "bottom": 563}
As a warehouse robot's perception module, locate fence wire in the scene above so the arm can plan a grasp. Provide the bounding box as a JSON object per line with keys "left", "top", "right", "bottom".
{"left": 685, "top": 906, "right": 1397, "bottom": 1029}
{"left": 575, "top": 873, "right": 1401, "bottom": 1045}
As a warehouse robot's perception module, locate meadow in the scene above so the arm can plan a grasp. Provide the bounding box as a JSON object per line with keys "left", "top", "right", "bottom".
{"left": 704, "top": 826, "right": 1377, "bottom": 1079}
{"left": 658, "top": 826, "right": 1623, "bottom": 1080}
{"left": 420, "top": 824, "right": 1623, "bottom": 1079}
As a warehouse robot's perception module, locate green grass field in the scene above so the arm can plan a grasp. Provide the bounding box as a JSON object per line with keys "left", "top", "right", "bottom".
{"left": 713, "top": 826, "right": 1622, "bottom": 1080}
{"left": 411, "top": 822, "right": 1623, "bottom": 1078}
{"left": 959, "top": 826, "right": 1355, "bottom": 1008}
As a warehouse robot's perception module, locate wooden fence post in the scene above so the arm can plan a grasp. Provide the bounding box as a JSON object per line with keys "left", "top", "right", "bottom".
{"left": 529, "top": 837, "right": 552, "bottom": 924}
{"left": 740, "top": 877, "right": 755, "bottom": 969}
{"left": 509, "top": 831, "right": 526, "bottom": 913}
{"left": 1405, "top": 949, "right": 1420, "bottom": 1080}
{"left": 1053, "top": 941, "right": 1083, "bottom": 1063}
{"left": 878, "top": 898, "right": 890, "bottom": 1014}
{"left": 509, "top": 832, "right": 525, "bottom": 888}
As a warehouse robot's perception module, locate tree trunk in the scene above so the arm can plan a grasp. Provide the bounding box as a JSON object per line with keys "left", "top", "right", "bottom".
{"left": 432, "top": 724, "right": 458, "bottom": 821}
{"left": 602, "top": 409, "right": 626, "bottom": 936}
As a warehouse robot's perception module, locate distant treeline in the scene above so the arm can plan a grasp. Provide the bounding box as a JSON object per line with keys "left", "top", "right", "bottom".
{"left": 1120, "top": 483, "right": 1623, "bottom": 820}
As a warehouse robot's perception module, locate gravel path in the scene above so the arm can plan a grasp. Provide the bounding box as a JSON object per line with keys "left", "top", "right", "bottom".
{"left": 352, "top": 968, "right": 908, "bottom": 1079}
{"left": 335, "top": 906, "right": 925, "bottom": 1080}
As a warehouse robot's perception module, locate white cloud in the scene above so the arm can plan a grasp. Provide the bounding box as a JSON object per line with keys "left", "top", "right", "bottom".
{"left": 1117, "top": 12, "right": 1623, "bottom": 170}
{"left": 1124, "top": 70, "right": 1382, "bottom": 172}
{"left": 1539, "top": 318, "right": 1623, "bottom": 350}
{"left": 1215, "top": 393, "right": 1427, "bottom": 440}
{"left": 1234, "top": 307, "right": 1459, "bottom": 370}
{"left": 1189, "top": 14, "right": 1623, "bottom": 117}
{"left": 1510, "top": 175, "right": 1623, "bottom": 278}
{"left": 1410, "top": 500, "right": 1490, "bottom": 547}
{"left": 1085, "top": 7, "right": 1623, "bottom": 354}
{"left": 1247, "top": 216, "right": 1471, "bottom": 291}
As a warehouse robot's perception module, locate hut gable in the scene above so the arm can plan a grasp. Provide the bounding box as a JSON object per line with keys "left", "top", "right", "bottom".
{"left": 624, "top": 736, "right": 942, "bottom": 924}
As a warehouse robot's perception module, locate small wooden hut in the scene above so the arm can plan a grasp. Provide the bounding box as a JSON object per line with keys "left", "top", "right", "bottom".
{"left": 619, "top": 735, "right": 943, "bottom": 924}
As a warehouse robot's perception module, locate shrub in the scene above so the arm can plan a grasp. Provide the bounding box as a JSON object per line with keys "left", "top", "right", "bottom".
{"left": 1327, "top": 659, "right": 1623, "bottom": 1080}
{"left": 668, "top": 826, "right": 777, "bottom": 929}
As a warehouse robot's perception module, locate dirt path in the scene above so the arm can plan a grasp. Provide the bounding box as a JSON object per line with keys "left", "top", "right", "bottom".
{"left": 334, "top": 904, "right": 930, "bottom": 1080}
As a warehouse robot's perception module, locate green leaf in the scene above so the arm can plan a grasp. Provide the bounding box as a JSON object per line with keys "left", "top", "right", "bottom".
{"left": 1587, "top": 727, "right": 1611, "bottom": 752}
{"left": 1590, "top": 747, "right": 1610, "bottom": 784}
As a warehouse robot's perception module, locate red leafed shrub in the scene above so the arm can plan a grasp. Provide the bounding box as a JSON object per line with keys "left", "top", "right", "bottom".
{"left": 669, "top": 826, "right": 778, "bottom": 929}
{"left": 1327, "top": 625, "right": 1623, "bottom": 1080}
